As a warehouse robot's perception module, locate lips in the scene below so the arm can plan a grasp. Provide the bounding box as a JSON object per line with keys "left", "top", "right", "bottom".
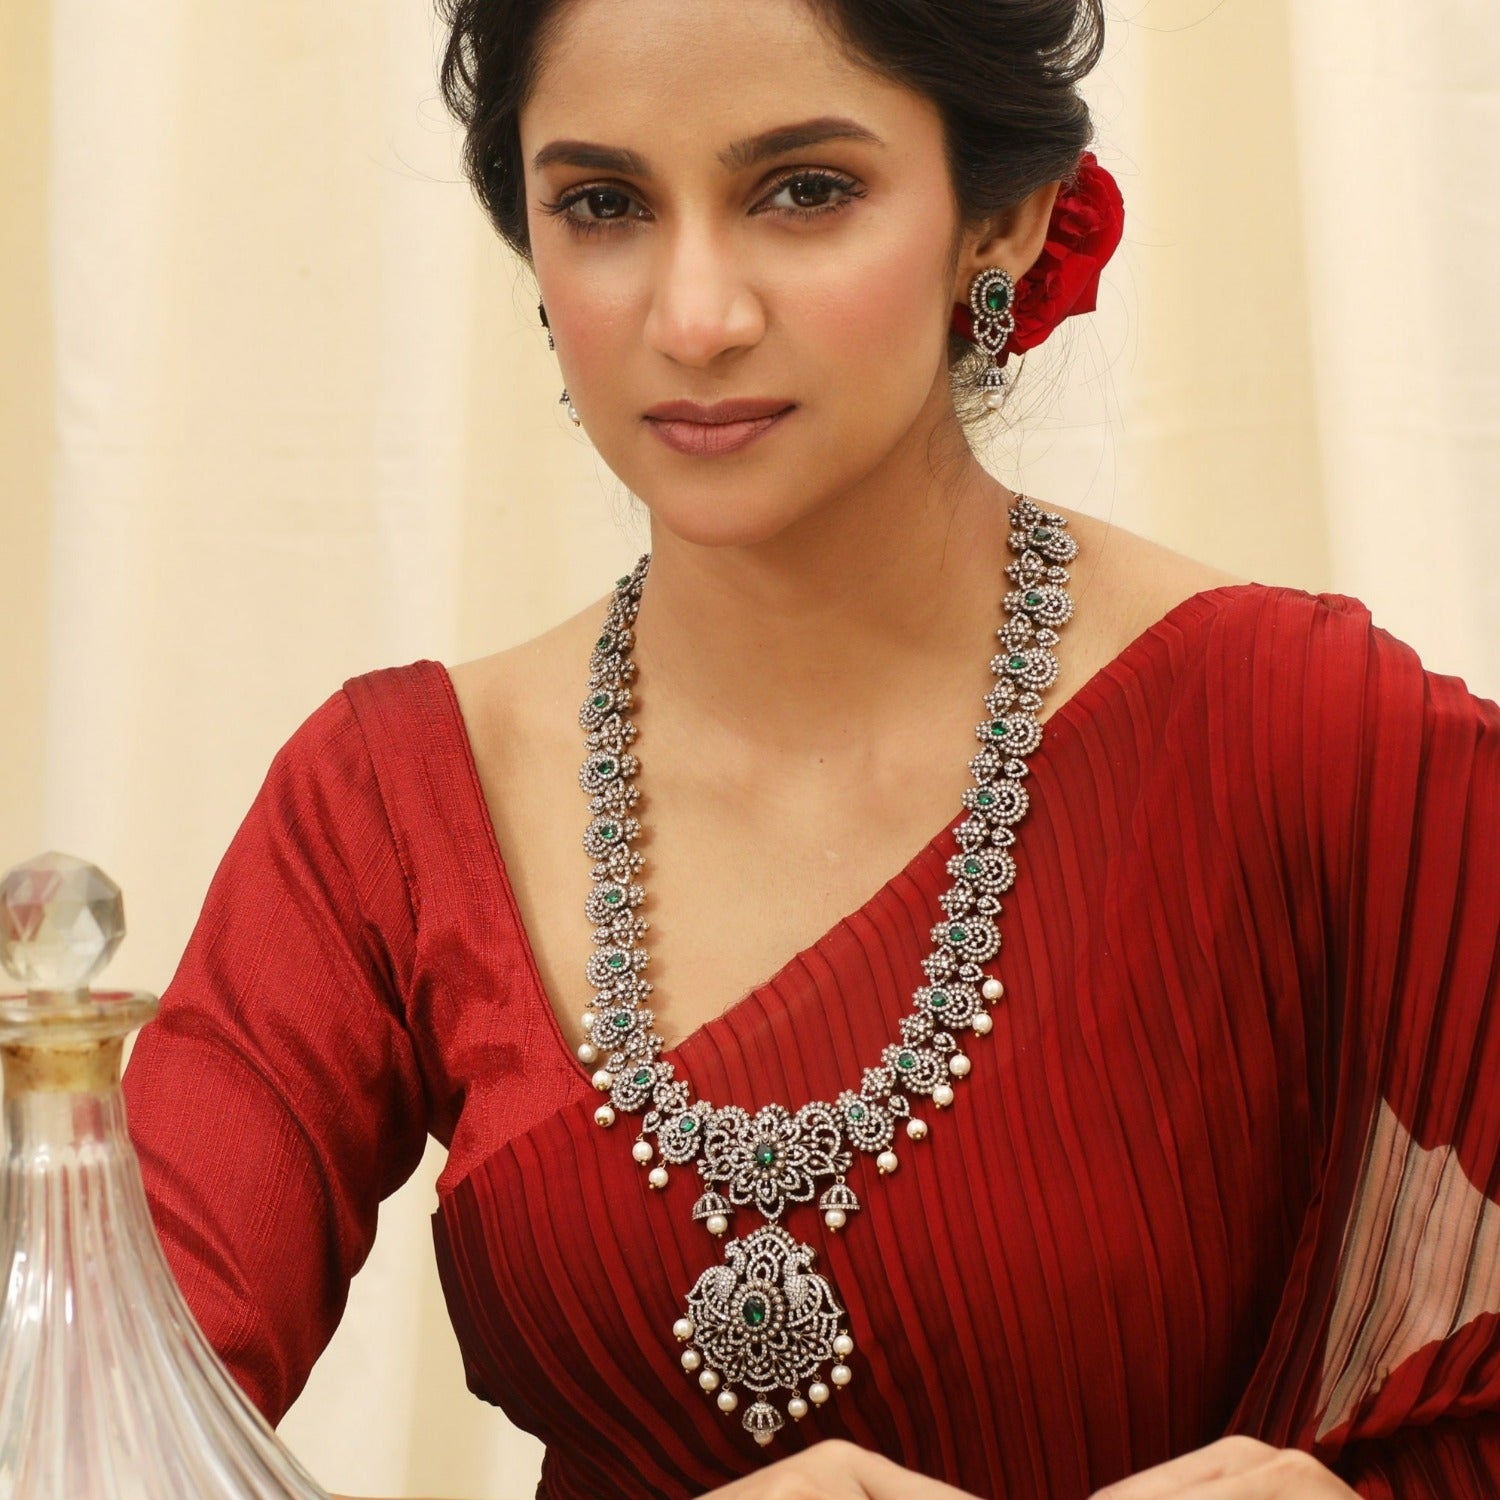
{"left": 644, "top": 398, "right": 795, "bottom": 424}
{"left": 643, "top": 400, "right": 795, "bottom": 457}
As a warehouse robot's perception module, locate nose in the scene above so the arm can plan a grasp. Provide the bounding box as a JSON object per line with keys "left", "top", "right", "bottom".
{"left": 642, "top": 223, "right": 766, "bottom": 370}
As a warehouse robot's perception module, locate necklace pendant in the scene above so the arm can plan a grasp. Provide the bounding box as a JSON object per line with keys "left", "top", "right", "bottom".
{"left": 676, "top": 1223, "right": 854, "bottom": 1445}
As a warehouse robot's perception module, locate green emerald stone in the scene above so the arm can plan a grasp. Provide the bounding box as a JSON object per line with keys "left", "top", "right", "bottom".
{"left": 633, "top": 1068, "right": 651, "bottom": 1086}
{"left": 613, "top": 1012, "right": 632, "bottom": 1029}
{"left": 931, "top": 990, "right": 950, "bottom": 1009}
{"left": 592, "top": 695, "right": 608, "bottom": 709}
{"left": 990, "top": 721, "right": 1008, "bottom": 738}
{"left": 849, "top": 1104, "right": 865, "bottom": 1121}
{"left": 1026, "top": 591, "right": 1042, "bottom": 607}
{"left": 977, "top": 791, "right": 994, "bottom": 807}
{"left": 742, "top": 1295, "right": 768, "bottom": 1328}
{"left": 963, "top": 859, "right": 980, "bottom": 875}
{"left": 596, "top": 634, "right": 612, "bottom": 650}
{"left": 948, "top": 925, "right": 968, "bottom": 945}
{"left": 897, "top": 1051, "right": 916, "bottom": 1071}
{"left": 595, "top": 759, "right": 614, "bottom": 775}
{"left": 754, "top": 1143, "right": 776, "bottom": 1167}
{"left": 600, "top": 824, "right": 618, "bottom": 841}
{"left": 985, "top": 283, "right": 1008, "bottom": 313}
{"left": 606, "top": 954, "right": 625, "bottom": 970}
{"left": 679, "top": 1115, "right": 697, "bottom": 1133}
{"left": 617, "top": 575, "right": 630, "bottom": 587}
{"left": 1033, "top": 527, "right": 1051, "bottom": 542}
{"left": 604, "top": 889, "right": 622, "bottom": 905}
{"left": 1008, "top": 656, "right": 1025, "bottom": 671}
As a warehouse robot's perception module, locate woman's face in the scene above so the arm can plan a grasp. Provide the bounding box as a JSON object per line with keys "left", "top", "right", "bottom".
{"left": 520, "top": 0, "right": 988, "bottom": 550}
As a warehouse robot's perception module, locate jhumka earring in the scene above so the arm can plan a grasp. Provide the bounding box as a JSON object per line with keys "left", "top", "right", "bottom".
{"left": 965, "top": 267, "right": 1017, "bottom": 412}
{"left": 538, "top": 300, "right": 581, "bottom": 426}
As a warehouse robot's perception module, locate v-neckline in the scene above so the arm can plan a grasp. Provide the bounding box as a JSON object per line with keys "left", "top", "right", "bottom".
{"left": 431, "top": 581, "right": 1259, "bottom": 1091}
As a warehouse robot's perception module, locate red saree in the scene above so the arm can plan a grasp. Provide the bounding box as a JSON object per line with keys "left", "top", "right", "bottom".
{"left": 123, "top": 582, "right": 1500, "bottom": 1497}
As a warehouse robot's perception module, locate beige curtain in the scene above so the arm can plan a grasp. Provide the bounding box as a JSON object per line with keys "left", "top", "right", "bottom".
{"left": 2, "top": 1, "right": 1494, "bottom": 1495}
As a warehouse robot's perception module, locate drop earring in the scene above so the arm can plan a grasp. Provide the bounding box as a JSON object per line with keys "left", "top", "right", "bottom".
{"left": 966, "top": 267, "right": 1017, "bottom": 411}
{"left": 539, "top": 301, "right": 582, "bottom": 426}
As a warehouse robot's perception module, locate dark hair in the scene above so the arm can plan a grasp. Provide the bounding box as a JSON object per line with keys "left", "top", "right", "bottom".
{"left": 437, "top": 0, "right": 1106, "bottom": 419}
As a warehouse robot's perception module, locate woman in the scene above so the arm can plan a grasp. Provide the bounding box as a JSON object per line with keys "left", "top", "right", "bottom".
{"left": 122, "top": 0, "right": 1500, "bottom": 1496}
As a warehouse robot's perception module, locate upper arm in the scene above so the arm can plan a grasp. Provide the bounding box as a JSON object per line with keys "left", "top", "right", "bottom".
{"left": 123, "top": 688, "right": 428, "bottom": 1423}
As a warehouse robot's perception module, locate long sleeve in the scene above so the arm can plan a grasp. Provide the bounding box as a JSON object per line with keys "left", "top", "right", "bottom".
{"left": 1224, "top": 592, "right": 1500, "bottom": 1495}
{"left": 122, "top": 687, "right": 429, "bottom": 1424}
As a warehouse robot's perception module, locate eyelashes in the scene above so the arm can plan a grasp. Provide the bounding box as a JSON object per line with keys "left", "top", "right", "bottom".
{"left": 539, "top": 170, "right": 867, "bottom": 238}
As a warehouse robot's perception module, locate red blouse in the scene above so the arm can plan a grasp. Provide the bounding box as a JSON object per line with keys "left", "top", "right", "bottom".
{"left": 122, "top": 582, "right": 1500, "bottom": 1498}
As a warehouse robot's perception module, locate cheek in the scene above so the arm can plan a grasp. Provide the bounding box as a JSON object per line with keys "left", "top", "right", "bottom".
{"left": 790, "top": 218, "right": 953, "bottom": 401}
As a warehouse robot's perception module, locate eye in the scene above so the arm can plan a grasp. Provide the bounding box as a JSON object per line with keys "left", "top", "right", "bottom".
{"left": 540, "top": 185, "right": 645, "bottom": 234}
{"left": 758, "top": 171, "right": 864, "bottom": 219}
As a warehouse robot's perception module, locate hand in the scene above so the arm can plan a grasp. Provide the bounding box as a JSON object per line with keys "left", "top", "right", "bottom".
{"left": 1090, "top": 1436, "right": 1360, "bottom": 1497}
{"left": 693, "top": 1437, "right": 986, "bottom": 1499}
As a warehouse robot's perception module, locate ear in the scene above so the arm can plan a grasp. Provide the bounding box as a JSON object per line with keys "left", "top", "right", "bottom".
{"left": 955, "top": 178, "right": 1062, "bottom": 295}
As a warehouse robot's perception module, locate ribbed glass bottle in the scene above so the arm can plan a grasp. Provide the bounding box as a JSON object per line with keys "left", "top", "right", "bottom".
{"left": 0, "top": 852, "right": 327, "bottom": 1499}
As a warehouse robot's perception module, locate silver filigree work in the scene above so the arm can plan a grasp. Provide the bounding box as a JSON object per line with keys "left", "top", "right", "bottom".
{"left": 578, "top": 496, "right": 1077, "bottom": 1442}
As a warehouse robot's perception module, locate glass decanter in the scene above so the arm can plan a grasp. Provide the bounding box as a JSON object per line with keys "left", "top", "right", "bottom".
{"left": 0, "top": 851, "right": 328, "bottom": 1499}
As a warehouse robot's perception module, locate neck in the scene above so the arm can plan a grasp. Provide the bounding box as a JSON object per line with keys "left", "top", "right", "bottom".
{"left": 629, "top": 410, "right": 1022, "bottom": 764}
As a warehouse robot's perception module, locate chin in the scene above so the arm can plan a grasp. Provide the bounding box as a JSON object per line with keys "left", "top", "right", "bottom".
{"left": 636, "top": 483, "right": 825, "bottom": 552}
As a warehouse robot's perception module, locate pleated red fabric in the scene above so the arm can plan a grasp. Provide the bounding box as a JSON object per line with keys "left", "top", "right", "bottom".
{"left": 123, "top": 582, "right": 1500, "bottom": 1499}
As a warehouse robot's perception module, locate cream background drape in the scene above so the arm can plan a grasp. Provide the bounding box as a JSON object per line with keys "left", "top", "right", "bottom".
{"left": 2, "top": 1, "right": 1495, "bottom": 1496}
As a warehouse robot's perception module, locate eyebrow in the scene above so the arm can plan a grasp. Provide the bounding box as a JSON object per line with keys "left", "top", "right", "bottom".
{"left": 530, "top": 115, "right": 884, "bottom": 177}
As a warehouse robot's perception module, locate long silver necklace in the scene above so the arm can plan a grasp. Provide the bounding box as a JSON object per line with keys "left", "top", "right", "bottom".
{"left": 575, "top": 494, "right": 1077, "bottom": 1445}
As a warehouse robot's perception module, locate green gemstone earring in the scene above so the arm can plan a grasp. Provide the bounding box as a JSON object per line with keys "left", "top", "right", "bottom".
{"left": 966, "top": 267, "right": 1017, "bottom": 411}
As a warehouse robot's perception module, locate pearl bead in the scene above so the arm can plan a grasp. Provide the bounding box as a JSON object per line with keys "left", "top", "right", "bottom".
{"left": 982, "top": 977, "right": 1005, "bottom": 1002}
{"left": 577, "top": 1041, "right": 598, "bottom": 1064}
{"left": 672, "top": 1317, "right": 694, "bottom": 1341}
{"left": 648, "top": 1166, "right": 669, "bottom": 1190}
{"left": 681, "top": 1349, "right": 701, "bottom": 1372}
{"left": 831, "top": 1364, "right": 852, "bottom": 1387}
{"left": 706, "top": 1213, "right": 729, "bottom": 1236}
{"left": 971, "top": 1011, "right": 993, "bottom": 1035}
{"left": 876, "top": 1150, "right": 898, "bottom": 1174}
{"left": 631, "top": 1140, "right": 653, "bottom": 1164}
{"left": 808, "top": 1382, "right": 831, "bottom": 1405}
{"left": 591, "top": 1068, "right": 613, "bottom": 1092}
{"left": 594, "top": 1105, "right": 616, "bottom": 1127}
{"left": 984, "top": 390, "right": 1005, "bottom": 412}
{"left": 933, "top": 1083, "right": 955, "bottom": 1108}
{"left": 906, "top": 1117, "right": 928, "bottom": 1141}
{"left": 833, "top": 1334, "right": 854, "bottom": 1357}
{"left": 753, "top": 1431, "right": 773, "bottom": 1447}
{"left": 698, "top": 1368, "right": 720, "bottom": 1392}
{"left": 823, "top": 1207, "right": 846, "bottom": 1231}
{"left": 949, "top": 1053, "right": 971, "bottom": 1077}
{"left": 716, "top": 1389, "right": 738, "bottom": 1413}
{"left": 787, "top": 1396, "right": 809, "bottom": 1420}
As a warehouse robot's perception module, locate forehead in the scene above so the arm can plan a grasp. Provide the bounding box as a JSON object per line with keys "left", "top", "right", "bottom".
{"left": 521, "top": 0, "right": 933, "bottom": 165}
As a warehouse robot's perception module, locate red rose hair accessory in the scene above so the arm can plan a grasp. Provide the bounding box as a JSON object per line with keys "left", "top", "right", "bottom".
{"left": 951, "top": 150, "right": 1125, "bottom": 389}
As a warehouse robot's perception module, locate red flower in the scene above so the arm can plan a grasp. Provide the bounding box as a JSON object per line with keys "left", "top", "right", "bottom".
{"left": 951, "top": 150, "right": 1125, "bottom": 358}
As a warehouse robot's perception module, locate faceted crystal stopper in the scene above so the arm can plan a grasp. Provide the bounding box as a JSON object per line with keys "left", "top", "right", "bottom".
{"left": 0, "top": 851, "right": 124, "bottom": 993}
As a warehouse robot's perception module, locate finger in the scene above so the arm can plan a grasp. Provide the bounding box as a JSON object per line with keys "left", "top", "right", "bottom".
{"left": 1089, "top": 1436, "right": 1281, "bottom": 1498}
{"left": 1172, "top": 1449, "right": 1356, "bottom": 1500}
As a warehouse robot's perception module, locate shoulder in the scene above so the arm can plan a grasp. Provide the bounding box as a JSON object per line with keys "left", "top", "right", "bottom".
{"left": 444, "top": 592, "right": 615, "bottom": 777}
